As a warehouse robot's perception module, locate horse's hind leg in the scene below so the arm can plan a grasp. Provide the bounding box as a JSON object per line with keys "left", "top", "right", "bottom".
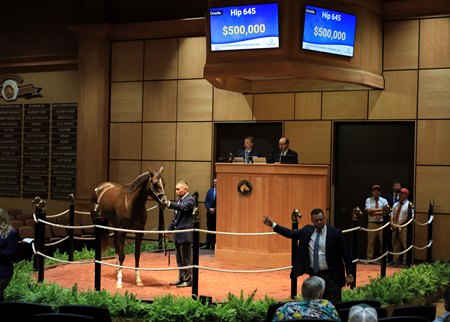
{"left": 135, "top": 232, "right": 144, "bottom": 287}
{"left": 115, "top": 231, "right": 126, "bottom": 288}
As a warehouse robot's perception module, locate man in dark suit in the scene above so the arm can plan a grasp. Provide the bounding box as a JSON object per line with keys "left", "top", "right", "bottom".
{"left": 235, "top": 136, "right": 260, "bottom": 159}
{"left": 268, "top": 137, "right": 299, "bottom": 164}
{"left": 165, "top": 180, "right": 196, "bottom": 288}
{"left": 201, "top": 177, "right": 217, "bottom": 250}
{"left": 263, "top": 208, "right": 354, "bottom": 304}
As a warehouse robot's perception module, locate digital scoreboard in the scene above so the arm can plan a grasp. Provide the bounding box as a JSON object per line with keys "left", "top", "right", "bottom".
{"left": 209, "top": 3, "right": 279, "bottom": 51}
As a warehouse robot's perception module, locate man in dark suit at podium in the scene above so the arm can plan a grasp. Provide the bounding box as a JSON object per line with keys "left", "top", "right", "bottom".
{"left": 268, "top": 137, "right": 299, "bottom": 164}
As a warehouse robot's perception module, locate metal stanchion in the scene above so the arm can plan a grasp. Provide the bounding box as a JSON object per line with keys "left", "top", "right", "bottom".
{"left": 427, "top": 200, "right": 434, "bottom": 262}
{"left": 351, "top": 207, "right": 361, "bottom": 287}
{"left": 93, "top": 204, "right": 102, "bottom": 291}
{"left": 290, "top": 208, "right": 301, "bottom": 299}
{"left": 35, "top": 198, "right": 46, "bottom": 283}
{"left": 192, "top": 206, "right": 200, "bottom": 299}
{"left": 68, "top": 194, "right": 75, "bottom": 261}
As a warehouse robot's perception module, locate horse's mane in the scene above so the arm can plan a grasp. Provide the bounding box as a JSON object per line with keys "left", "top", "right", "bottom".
{"left": 126, "top": 172, "right": 150, "bottom": 193}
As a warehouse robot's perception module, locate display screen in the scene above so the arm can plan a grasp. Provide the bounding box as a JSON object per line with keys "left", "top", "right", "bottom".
{"left": 302, "top": 5, "right": 357, "bottom": 57}
{"left": 209, "top": 3, "right": 279, "bottom": 51}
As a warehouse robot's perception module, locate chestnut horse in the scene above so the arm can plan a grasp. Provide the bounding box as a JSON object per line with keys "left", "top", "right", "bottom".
{"left": 91, "top": 167, "right": 167, "bottom": 288}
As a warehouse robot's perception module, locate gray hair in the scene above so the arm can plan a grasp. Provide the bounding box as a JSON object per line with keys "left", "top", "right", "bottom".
{"left": 301, "top": 276, "right": 325, "bottom": 300}
{"left": 348, "top": 304, "right": 378, "bottom": 322}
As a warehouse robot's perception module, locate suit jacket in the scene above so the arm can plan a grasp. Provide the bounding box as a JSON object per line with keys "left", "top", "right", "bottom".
{"left": 167, "top": 193, "right": 196, "bottom": 243}
{"left": 268, "top": 149, "right": 299, "bottom": 164}
{"left": 274, "top": 224, "right": 353, "bottom": 287}
{"left": 205, "top": 188, "right": 216, "bottom": 210}
{"left": 235, "top": 148, "right": 260, "bottom": 158}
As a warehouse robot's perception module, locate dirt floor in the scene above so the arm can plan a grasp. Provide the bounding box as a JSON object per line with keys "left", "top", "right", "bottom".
{"left": 38, "top": 249, "right": 403, "bottom": 303}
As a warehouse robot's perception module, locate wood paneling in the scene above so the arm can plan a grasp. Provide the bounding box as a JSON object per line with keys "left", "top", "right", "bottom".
{"left": 431, "top": 214, "right": 450, "bottom": 261}
{"left": 111, "top": 41, "right": 144, "bottom": 81}
{"left": 417, "top": 120, "right": 450, "bottom": 165}
{"left": 322, "top": 91, "right": 368, "bottom": 120}
{"left": 418, "top": 69, "right": 450, "bottom": 119}
{"left": 109, "top": 123, "right": 142, "bottom": 159}
{"left": 143, "top": 81, "right": 177, "bottom": 122}
{"left": 109, "top": 160, "right": 142, "bottom": 184}
{"left": 253, "top": 93, "right": 295, "bottom": 120}
{"left": 383, "top": 20, "right": 419, "bottom": 70}
{"left": 213, "top": 88, "right": 253, "bottom": 121}
{"left": 284, "top": 121, "right": 332, "bottom": 164}
{"left": 416, "top": 166, "right": 450, "bottom": 214}
{"left": 295, "top": 92, "right": 322, "bottom": 120}
{"left": 368, "top": 70, "right": 418, "bottom": 119}
{"left": 178, "top": 37, "right": 206, "bottom": 79}
{"left": 110, "top": 82, "right": 143, "bottom": 122}
{"left": 144, "top": 39, "right": 178, "bottom": 80}
{"left": 176, "top": 122, "right": 212, "bottom": 161}
{"left": 420, "top": 18, "right": 450, "bottom": 69}
{"left": 142, "top": 123, "right": 176, "bottom": 160}
{"left": 413, "top": 212, "right": 429, "bottom": 261}
{"left": 177, "top": 79, "right": 213, "bottom": 121}
{"left": 175, "top": 162, "right": 212, "bottom": 201}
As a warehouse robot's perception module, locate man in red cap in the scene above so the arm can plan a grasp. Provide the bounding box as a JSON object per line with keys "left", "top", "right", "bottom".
{"left": 390, "top": 187, "right": 413, "bottom": 267}
{"left": 364, "top": 184, "right": 388, "bottom": 263}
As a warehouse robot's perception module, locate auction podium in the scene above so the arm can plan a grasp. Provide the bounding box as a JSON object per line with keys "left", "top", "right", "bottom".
{"left": 215, "top": 163, "right": 328, "bottom": 268}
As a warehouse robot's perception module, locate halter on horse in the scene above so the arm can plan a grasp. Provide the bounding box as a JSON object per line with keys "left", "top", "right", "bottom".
{"left": 90, "top": 167, "right": 167, "bottom": 288}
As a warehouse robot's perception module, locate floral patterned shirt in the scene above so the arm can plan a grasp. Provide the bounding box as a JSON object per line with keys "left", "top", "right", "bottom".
{"left": 272, "top": 299, "right": 341, "bottom": 321}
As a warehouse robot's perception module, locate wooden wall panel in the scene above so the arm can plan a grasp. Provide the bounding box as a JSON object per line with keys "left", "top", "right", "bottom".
{"left": 413, "top": 212, "right": 428, "bottom": 261}
{"left": 109, "top": 160, "right": 142, "bottom": 184}
{"left": 109, "top": 123, "right": 142, "bottom": 159}
{"left": 417, "top": 120, "right": 450, "bottom": 165}
{"left": 420, "top": 18, "right": 450, "bottom": 69}
{"left": 143, "top": 81, "right": 177, "bottom": 122}
{"left": 295, "top": 92, "right": 322, "bottom": 120}
{"left": 368, "top": 70, "right": 418, "bottom": 119}
{"left": 175, "top": 161, "right": 212, "bottom": 201}
{"left": 176, "top": 122, "right": 212, "bottom": 161}
{"left": 284, "top": 121, "right": 332, "bottom": 164}
{"left": 144, "top": 39, "right": 178, "bottom": 80}
{"left": 416, "top": 166, "right": 450, "bottom": 214}
{"left": 431, "top": 214, "right": 450, "bottom": 261}
{"left": 213, "top": 88, "right": 253, "bottom": 121}
{"left": 110, "top": 82, "right": 143, "bottom": 122}
{"left": 322, "top": 91, "right": 368, "bottom": 120}
{"left": 362, "top": 9, "right": 383, "bottom": 73}
{"left": 142, "top": 160, "right": 176, "bottom": 200}
{"left": 142, "top": 123, "right": 176, "bottom": 160}
{"left": 111, "top": 41, "right": 144, "bottom": 81}
{"left": 383, "top": 20, "right": 419, "bottom": 70}
{"left": 418, "top": 69, "right": 450, "bottom": 119}
{"left": 178, "top": 37, "right": 206, "bottom": 79}
{"left": 253, "top": 93, "right": 295, "bottom": 120}
{"left": 177, "top": 79, "right": 213, "bottom": 121}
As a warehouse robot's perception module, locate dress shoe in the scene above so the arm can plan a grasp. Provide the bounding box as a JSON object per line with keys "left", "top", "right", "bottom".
{"left": 176, "top": 281, "right": 192, "bottom": 288}
{"left": 169, "top": 280, "right": 183, "bottom": 286}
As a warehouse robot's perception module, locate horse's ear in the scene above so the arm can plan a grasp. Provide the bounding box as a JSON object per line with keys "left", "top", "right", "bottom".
{"left": 158, "top": 166, "right": 164, "bottom": 174}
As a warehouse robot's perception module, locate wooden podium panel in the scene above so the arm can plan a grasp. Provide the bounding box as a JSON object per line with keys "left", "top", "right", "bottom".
{"left": 215, "top": 163, "right": 328, "bottom": 267}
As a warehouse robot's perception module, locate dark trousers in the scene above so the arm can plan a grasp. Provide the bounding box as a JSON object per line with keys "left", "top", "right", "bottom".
{"left": 175, "top": 241, "right": 192, "bottom": 282}
{"left": 205, "top": 213, "right": 216, "bottom": 247}
{"left": 312, "top": 270, "right": 342, "bottom": 304}
{"left": 0, "top": 276, "right": 12, "bottom": 302}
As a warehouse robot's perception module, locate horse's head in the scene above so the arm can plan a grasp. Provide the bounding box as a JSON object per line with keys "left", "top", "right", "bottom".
{"left": 147, "top": 166, "right": 168, "bottom": 207}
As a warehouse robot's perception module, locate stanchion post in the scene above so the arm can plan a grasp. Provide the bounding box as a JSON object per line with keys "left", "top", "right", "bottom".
{"left": 406, "top": 202, "right": 414, "bottom": 267}
{"left": 427, "top": 200, "right": 434, "bottom": 262}
{"left": 380, "top": 220, "right": 388, "bottom": 277}
{"left": 192, "top": 206, "right": 200, "bottom": 299}
{"left": 32, "top": 196, "right": 42, "bottom": 271}
{"left": 93, "top": 204, "right": 102, "bottom": 291}
{"left": 290, "top": 209, "right": 301, "bottom": 300}
{"left": 351, "top": 209, "right": 360, "bottom": 286}
{"left": 36, "top": 198, "right": 47, "bottom": 283}
{"left": 68, "top": 194, "right": 75, "bottom": 261}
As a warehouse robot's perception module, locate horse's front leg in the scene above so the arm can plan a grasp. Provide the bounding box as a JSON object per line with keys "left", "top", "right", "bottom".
{"left": 135, "top": 232, "right": 144, "bottom": 287}
{"left": 115, "top": 232, "right": 126, "bottom": 288}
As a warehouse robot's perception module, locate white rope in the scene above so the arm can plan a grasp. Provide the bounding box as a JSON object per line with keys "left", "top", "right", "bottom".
{"left": 74, "top": 236, "right": 95, "bottom": 241}
{"left": 45, "top": 209, "right": 70, "bottom": 218}
{"left": 45, "top": 236, "right": 69, "bottom": 246}
{"left": 359, "top": 222, "right": 391, "bottom": 232}
{"left": 196, "top": 228, "right": 277, "bottom": 236}
{"left": 75, "top": 210, "right": 91, "bottom": 215}
{"left": 194, "top": 265, "right": 292, "bottom": 273}
{"left": 414, "top": 215, "right": 434, "bottom": 226}
{"left": 390, "top": 217, "right": 414, "bottom": 229}
{"left": 413, "top": 239, "right": 433, "bottom": 249}
{"left": 342, "top": 226, "right": 361, "bottom": 234}
{"left": 146, "top": 205, "right": 159, "bottom": 212}
{"left": 94, "top": 260, "right": 184, "bottom": 271}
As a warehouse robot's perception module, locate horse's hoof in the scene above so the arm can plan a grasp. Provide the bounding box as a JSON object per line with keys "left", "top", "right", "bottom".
{"left": 116, "top": 284, "right": 123, "bottom": 289}
{"left": 136, "top": 282, "right": 144, "bottom": 287}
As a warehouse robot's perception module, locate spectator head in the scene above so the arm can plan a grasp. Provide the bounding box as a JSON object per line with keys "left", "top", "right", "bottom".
{"left": 347, "top": 304, "right": 378, "bottom": 322}
{"left": 301, "top": 276, "right": 325, "bottom": 300}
